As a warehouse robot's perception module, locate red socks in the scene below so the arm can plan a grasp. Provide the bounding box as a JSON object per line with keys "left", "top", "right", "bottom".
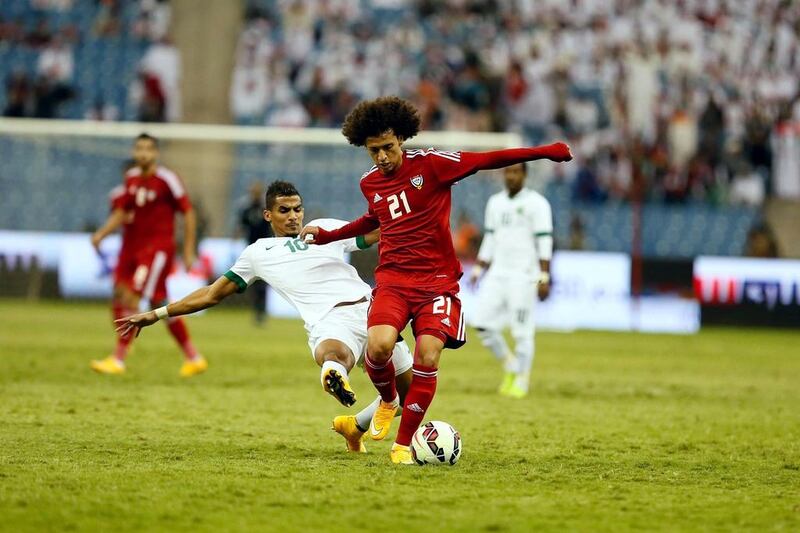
{"left": 166, "top": 317, "right": 199, "bottom": 360}
{"left": 395, "top": 364, "right": 438, "bottom": 446}
{"left": 365, "top": 353, "right": 397, "bottom": 403}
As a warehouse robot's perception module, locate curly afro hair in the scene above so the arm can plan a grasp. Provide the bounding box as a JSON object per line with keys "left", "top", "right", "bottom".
{"left": 341, "top": 96, "right": 421, "bottom": 146}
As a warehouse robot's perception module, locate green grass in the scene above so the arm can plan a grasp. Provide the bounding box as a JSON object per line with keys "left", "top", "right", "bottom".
{"left": 0, "top": 299, "right": 798, "bottom": 532}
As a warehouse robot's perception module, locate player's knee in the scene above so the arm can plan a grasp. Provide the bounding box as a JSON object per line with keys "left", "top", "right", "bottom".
{"left": 367, "top": 338, "right": 394, "bottom": 362}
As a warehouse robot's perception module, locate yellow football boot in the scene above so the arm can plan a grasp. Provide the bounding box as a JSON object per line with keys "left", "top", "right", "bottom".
{"left": 390, "top": 443, "right": 414, "bottom": 465}
{"left": 369, "top": 398, "right": 398, "bottom": 441}
{"left": 498, "top": 372, "right": 516, "bottom": 395}
{"left": 505, "top": 383, "right": 528, "bottom": 399}
{"left": 90, "top": 356, "right": 126, "bottom": 375}
{"left": 322, "top": 367, "right": 357, "bottom": 407}
{"left": 332, "top": 415, "right": 366, "bottom": 453}
{"left": 179, "top": 355, "right": 208, "bottom": 377}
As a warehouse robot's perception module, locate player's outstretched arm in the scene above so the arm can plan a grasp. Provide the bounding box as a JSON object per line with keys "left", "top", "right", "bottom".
{"left": 462, "top": 142, "right": 573, "bottom": 171}
{"left": 114, "top": 275, "right": 239, "bottom": 337}
{"left": 91, "top": 208, "right": 127, "bottom": 251}
{"left": 300, "top": 212, "right": 379, "bottom": 245}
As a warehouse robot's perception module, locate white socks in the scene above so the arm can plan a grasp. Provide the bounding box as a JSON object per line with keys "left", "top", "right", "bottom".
{"left": 355, "top": 397, "right": 381, "bottom": 431}
{"left": 478, "top": 329, "right": 518, "bottom": 372}
{"left": 320, "top": 360, "right": 349, "bottom": 387}
{"left": 354, "top": 395, "right": 403, "bottom": 432}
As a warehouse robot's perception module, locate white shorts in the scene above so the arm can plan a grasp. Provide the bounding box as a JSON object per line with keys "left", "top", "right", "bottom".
{"left": 307, "top": 301, "right": 413, "bottom": 375}
{"left": 471, "top": 273, "right": 537, "bottom": 334}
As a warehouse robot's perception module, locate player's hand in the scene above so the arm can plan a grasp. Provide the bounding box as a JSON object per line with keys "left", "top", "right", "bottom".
{"left": 90, "top": 232, "right": 103, "bottom": 253}
{"left": 114, "top": 311, "right": 158, "bottom": 338}
{"left": 537, "top": 281, "right": 551, "bottom": 301}
{"left": 547, "top": 142, "right": 573, "bottom": 162}
{"left": 299, "top": 225, "right": 320, "bottom": 244}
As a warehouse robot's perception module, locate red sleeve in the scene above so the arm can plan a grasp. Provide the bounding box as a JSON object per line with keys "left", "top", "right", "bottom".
{"left": 314, "top": 211, "right": 379, "bottom": 245}
{"left": 109, "top": 185, "right": 127, "bottom": 212}
{"left": 175, "top": 194, "right": 192, "bottom": 213}
{"left": 429, "top": 142, "right": 573, "bottom": 184}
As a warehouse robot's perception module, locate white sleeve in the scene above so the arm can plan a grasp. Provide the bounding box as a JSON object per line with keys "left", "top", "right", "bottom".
{"left": 312, "top": 218, "right": 373, "bottom": 253}
{"left": 533, "top": 197, "right": 553, "bottom": 261}
{"left": 224, "top": 245, "right": 257, "bottom": 293}
{"left": 477, "top": 198, "right": 496, "bottom": 263}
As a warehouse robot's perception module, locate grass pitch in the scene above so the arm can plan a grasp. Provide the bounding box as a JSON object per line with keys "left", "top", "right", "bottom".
{"left": 0, "top": 299, "right": 798, "bottom": 532}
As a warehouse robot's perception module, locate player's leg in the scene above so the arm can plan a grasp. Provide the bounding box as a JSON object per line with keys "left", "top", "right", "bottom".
{"left": 91, "top": 253, "right": 141, "bottom": 374}
{"left": 473, "top": 274, "right": 517, "bottom": 392}
{"left": 343, "top": 342, "right": 414, "bottom": 452}
{"left": 506, "top": 283, "right": 538, "bottom": 398}
{"left": 391, "top": 289, "right": 465, "bottom": 464}
{"left": 364, "top": 287, "right": 411, "bottom": 440}
{"left": 143, "top": 251, "right": 207, "bottom": 377}
{"left": 314, "top": 338, "right": 358, "bottom": 407}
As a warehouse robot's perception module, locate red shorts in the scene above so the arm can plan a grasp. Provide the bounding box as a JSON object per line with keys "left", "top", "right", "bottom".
{"left": 368, "top": 284, "right": 466, "bottom": 349}
{"left": 115, "top": 246, "right": 174, "bottom": 303}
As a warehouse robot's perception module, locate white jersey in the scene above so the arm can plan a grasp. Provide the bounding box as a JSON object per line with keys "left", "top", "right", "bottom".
{"left": 224, "top": 218, "right": 373, "bottom": 328}
{"left": 477, "top": 188, "right": 553, "bottom": 278}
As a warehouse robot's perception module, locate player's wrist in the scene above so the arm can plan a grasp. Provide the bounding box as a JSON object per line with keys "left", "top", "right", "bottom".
{"left": 470, "top": 263, "right": 485, "bottom": 279}
{"left": 154, "top": 306, "right": 169, "bottom": 320}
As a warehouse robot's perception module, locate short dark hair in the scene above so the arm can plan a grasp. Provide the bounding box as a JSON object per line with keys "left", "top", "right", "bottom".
{"left": 135, "top": 132, "right": 159, "bottom": 147}
{"left": 265, "top": 180, "right": 301, "bottom": 209}
{"left": 341, "top": 96, "right": 421, "bottom": 146}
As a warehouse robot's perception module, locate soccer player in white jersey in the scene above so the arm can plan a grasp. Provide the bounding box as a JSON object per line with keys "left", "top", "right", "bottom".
{"left": 116, "top": 181, "right": 413, "bottom": 453}
{"left": 469, "top": 163, "right": 553, "bottom": 399}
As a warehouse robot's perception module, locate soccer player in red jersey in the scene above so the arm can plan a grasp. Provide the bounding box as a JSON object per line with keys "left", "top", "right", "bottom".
{"left": 300, "top": 96, "right": 572, "bottom": 464}
{"left": 89, "top": 133, "right": 207, "bottom": 377}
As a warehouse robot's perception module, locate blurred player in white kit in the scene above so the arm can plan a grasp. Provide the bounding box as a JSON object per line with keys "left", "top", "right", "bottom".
{"left": 469, "top": 163, "right": 553, "bottom": 399}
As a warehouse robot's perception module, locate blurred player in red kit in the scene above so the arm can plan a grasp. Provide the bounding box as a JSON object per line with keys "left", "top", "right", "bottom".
{"left": 90, "top": 133, "right": 207, "bottom": 377}
{"left": 300, "top": 96, "right": 572, "bottom": 464}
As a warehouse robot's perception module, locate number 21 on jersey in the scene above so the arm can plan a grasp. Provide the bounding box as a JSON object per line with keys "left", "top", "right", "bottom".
{"left": 387, "top": 191, "right": 411, "bottom": 220}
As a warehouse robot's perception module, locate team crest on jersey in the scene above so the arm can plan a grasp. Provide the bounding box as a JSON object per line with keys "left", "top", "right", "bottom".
{"left": 410, "top": 175, "right": 424, "bottom": 189}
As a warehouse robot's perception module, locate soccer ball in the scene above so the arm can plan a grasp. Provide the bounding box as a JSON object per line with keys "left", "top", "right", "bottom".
{"left": 410, "top": 421, "right": 462, "bottom": 465}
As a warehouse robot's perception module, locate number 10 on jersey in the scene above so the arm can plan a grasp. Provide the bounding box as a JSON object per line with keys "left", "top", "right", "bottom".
{"left": 388, "top": 191, "right": 411, "bottom": 220}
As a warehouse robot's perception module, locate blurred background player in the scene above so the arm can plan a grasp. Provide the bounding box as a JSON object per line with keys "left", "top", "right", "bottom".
{"left": 115, "top": 180, "right": 414, "bottom": 453}
{"left": 469, "top": 162, "right": 553, "bottom": 399}
{"left": 238, "top": 181, "right": 272, "bottom": 324}
{"left": 301, "top": 96, "right": 572, "bottom": 464}
{"left": 90, "top": 133, "right": 206, "bottom": 377}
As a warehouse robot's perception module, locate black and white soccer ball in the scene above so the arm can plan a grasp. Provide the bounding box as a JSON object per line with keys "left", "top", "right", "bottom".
{"left": 410, "top": 421, "right": 462, "bottom": 465}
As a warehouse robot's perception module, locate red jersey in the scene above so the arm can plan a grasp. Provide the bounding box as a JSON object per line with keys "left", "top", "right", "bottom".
{"left": 315, "top": 143, "right": 571, "bottom": 289}
{"left": 359, "top": 149, "right": 471, "bottom": 288}
{"left": 120, "top": 165, "right": 192, "bottom": 251}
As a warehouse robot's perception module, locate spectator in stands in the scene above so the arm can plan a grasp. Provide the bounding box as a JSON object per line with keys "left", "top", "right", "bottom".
{"left": 94, "top": 0, "right": 122, "bottom": 37}
{"left": 37, "top": 35, "right": 74, "bottom": 84}
{"left": 568, "top": 213, "right": 585, "bottom": 251}
{"left": 3, "top": 72, "right": 31, "bottom": 117}
{"left": 138, "top": 37, "right": 181, "bottom": 121}
{"left": 744, "top": 224, "right": 780, "bottom": 258}
{"left": 25, "top": 17, "right": 52, "bottom": 48}
{"left": 133, "top": 0, "right": 171, "bottom": 42}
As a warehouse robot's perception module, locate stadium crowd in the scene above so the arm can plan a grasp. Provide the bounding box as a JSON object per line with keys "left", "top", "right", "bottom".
{"left": 231, "top": 0, "right": 800, "bottom": 206}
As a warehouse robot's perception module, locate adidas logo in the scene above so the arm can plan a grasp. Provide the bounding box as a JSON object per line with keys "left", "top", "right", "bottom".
{"left": 373, "top": 193, "right": 383, "bottom": 202}
{"left": 406, "top": 403, "right": 424, "bottom": 413}
{"left": 440, "top": 317, "right": 451, "bottom": 327}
